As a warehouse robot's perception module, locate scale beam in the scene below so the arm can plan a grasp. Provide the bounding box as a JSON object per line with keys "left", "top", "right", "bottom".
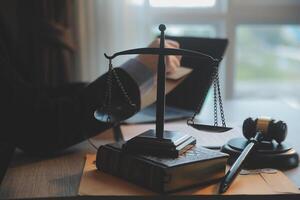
{"left": 104, "top": 48, "right": 220, "bottom": 64}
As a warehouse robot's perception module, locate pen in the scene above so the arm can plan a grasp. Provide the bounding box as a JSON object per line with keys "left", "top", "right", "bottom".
{"left": 219, "top": 132, "right": 263, "bottom": 193}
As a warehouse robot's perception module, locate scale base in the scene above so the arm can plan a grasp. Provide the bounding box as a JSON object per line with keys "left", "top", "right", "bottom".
{"left": 221, "top": 137, "right": 299, "bottom": 169}
{"left": 123, "top": 129, "right": 196, "bottom": 158}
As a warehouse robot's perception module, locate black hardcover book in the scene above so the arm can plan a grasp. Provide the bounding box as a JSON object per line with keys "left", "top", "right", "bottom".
{"left": 96, "top": 142, "right": 228, "bottom": 193}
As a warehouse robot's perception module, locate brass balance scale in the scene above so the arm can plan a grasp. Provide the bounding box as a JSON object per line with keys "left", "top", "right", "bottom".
{"left": 94, "top": 24, "right": 231, "bottom": 158}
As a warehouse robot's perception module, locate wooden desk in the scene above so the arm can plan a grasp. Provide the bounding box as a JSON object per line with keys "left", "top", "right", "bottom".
{"left": 0, "top": 99, "right": 300, "bottom": 199}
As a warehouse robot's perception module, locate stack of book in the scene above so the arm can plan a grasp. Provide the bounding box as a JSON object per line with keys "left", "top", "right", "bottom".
{"left": 96, "top": 142, "right": 228, "bottom": 193}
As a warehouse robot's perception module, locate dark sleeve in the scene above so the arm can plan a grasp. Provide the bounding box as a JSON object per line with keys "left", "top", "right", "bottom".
{"left": 0, "top": 38, "right": 140, "bottom": 155}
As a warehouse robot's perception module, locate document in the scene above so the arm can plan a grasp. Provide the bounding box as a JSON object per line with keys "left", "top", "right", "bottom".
{"left": 78, "top": 154, "right": 300, "bottom": 196}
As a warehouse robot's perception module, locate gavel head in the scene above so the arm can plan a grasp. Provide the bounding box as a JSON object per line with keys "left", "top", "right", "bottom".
{"left": 242, "top": 117, "right": 287, "bottom": 144}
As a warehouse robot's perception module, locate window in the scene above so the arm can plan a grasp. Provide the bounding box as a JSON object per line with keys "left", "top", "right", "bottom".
{"left": 81, "top": 0, "right": 300, "bottom": 101}
{"left": 146, "top": 0, "right": 300, "bottom": 100}
{"left": 235, "top": 25, "right": 300, "bottom": 99}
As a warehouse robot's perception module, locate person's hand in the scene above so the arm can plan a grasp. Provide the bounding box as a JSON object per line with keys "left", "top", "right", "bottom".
{"left": 136, "top": 39, "right": 182, "bottom": 74}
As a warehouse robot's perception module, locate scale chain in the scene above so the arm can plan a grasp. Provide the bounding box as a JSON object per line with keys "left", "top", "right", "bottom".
{"left": 214, "top": 68, "right": 227, "bottom": 127}
{"left": 105, "top": 60, "right": 114, "bottom": 122}
{"left": 217, "top": 76, "right": 226, "bottom": 127}
{"left": 108, "top": 60, "right": 113, "bottom": 106}
{"left": 100, "top": 59, "right": 137, "bottom": 123}
{"left": 111, "top": 68, "right": 136, "bottom": 108}
{"left": 213, "top": 77, "right": 219, "bottom": 126}
{"left": 187, "top": 65, "right": 227, "bottom": 128}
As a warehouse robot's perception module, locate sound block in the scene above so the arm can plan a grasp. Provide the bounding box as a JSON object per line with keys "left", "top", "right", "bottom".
{"left": 123, "top": 129, "right": 196, "bottom": 158}
{"left": 221, "top": 137, "right": 299, "bottom": 169}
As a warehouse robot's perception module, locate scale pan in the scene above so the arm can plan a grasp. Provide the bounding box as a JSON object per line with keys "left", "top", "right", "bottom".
{"left": 188, "top": 123, "right": 232, "bottom": 133}
{"left": 94, "top": 104, "right": 136, "bottom": 124}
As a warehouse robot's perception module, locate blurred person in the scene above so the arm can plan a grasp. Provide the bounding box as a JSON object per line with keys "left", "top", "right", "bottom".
{"left": 0, "top": 19, "right": 180, "bottom": 156}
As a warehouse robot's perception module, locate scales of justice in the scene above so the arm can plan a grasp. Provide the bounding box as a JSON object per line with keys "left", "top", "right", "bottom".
{"left": 94, "top": 24, "right": 230, "bottom": 158}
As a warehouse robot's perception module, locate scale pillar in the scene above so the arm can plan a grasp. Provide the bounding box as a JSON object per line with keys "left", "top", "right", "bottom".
{"left": 156, "top": 24, "right": 166, "bottom": 139}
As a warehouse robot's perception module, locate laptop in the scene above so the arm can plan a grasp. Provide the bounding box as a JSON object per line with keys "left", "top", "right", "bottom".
{"left": 124, "top": 36, "right": 228, "bottom": 124}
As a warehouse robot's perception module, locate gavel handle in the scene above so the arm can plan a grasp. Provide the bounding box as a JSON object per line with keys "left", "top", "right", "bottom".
{"left": 219, "top": 132, "right": 264, "bottom": 193}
